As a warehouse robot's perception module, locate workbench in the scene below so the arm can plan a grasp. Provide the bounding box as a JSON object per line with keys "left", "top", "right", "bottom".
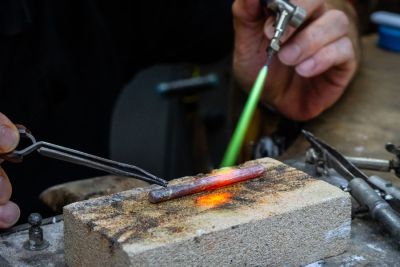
{"left": 1, "top": 35, "right": 400, "bottom": 266}
{"left": 284, "top": 34, "right": 400, "bottom": 265}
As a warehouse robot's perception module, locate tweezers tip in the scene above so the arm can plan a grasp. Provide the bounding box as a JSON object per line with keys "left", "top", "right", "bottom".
{"left": 160, "top": 182, "right": 168, "bottom": 187}
{"left": 301, "top": 129, "right": 314, "bottom": 139}
{"left": 155, "top": 179, "right": 168, "bottom": 187}
{"left": 301, "top": 129, "right": 310, "bottom": 135}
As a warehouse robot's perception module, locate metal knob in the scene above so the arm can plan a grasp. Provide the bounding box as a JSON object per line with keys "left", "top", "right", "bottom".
{"left": 291, "top": 6, "right": 307, "bottom": 28}
{"left": 23, "top": 213, "right": 50, "bottom": 251}
{"left": 263, "top": 0, "right": 306, "bottom": 28}
{"left": 261, "top": 0, "right": 307, "bottom": 54}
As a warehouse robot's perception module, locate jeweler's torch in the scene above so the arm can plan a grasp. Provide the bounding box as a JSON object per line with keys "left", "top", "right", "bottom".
{"left": 220, "top": 1, "right": 307, "bottom": 167}
{"left": 261, "top": 0, "right": 307, "bottom": 65}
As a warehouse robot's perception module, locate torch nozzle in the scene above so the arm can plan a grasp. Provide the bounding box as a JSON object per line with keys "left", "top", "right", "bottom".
{"left": 266, "top": 46, "right": 276, "bottom": 67}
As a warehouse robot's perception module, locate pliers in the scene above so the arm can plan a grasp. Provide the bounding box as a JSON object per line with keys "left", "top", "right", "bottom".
{"left": 302, "top": 130, "right": 400, "bottom": 241}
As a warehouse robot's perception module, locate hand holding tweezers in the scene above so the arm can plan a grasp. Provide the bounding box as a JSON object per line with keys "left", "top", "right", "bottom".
{"left": 0, "top": 125, "right": 168, "bottom": 187}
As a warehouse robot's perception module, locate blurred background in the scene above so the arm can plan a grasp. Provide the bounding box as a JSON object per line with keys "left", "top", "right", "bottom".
{"left": 354, "top": 0, "right": 400, "bottom": 34}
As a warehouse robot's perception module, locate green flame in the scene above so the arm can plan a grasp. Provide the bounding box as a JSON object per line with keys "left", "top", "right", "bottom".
{"left": 221, "top": 66, "right": 269, "bottom": 167}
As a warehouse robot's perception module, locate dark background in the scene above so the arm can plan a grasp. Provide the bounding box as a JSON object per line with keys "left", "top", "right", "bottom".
{"left": 0, "top": 0, "right": 234, "bottom": 222}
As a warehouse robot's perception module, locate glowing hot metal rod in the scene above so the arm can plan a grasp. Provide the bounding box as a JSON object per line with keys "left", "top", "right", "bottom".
{"left": 148, "top": 164, "right": 265, "bottom": 204}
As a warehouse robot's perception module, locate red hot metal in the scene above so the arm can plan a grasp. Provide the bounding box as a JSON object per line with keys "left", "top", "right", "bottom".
{"left": 148, "top": 164, "right": 265, "bottom": 204}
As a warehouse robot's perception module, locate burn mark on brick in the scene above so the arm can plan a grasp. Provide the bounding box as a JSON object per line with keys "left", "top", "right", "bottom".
{"left": 298, "top": 174, "right": 312, "bottom": 181}
{"left": 214, "top": 202, "right": 236, "bottom": 210}
{"left": 274, "top": 164, "right": 290, "bottom": 175}
{"left": 111, "top": 200, "right": 123, "bottom": 210}
{"left": 84, "top": 211, "right": 122, "bottom": 231}
{"left": 108, "top": 215, "right": 162, "bottom": 245}
{"left": 109, "top": 225, "right": 136, "bottom": 246}
{"left": 165, "top": 226, "right": 184, "bottom": 234}
{"left": 86, "top": 221, "right": 97, "bottom": 230}
{"left": 242, "top": 165, "right": 313, "bottom": 194}
{"left": 68, "top": 189, "right": 150, "bottom": 213}
{"left": 68, "top": 160, "right": 317, "bottom": 249}
{"left": 135, "top": 216, "right": 159, "bottom": 233}
{"left": 235, "top": 194, "right": 256, "bottom": 203}
{"left": 243, "top": 179, "right": 268, "bottom": 192}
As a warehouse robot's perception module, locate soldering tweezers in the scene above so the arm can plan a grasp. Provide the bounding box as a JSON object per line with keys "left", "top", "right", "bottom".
{"left": 0, "top": 125, "right": 168, "bottom": 187}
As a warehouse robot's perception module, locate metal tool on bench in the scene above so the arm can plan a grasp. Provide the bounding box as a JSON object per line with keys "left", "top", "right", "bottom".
{"left": 346, "top": 143, "right": 400, "bottom": 178}
{"left": 156, "top": 73, "right": 219, "bottom": 97}
{"left": 302, "top": 130, "right": 400, "bottom": 241}
{"left": 261, "top": 0, "right": 306, "bottom": 64}
{"left": 0, "top": 125, "right": 168, "bottom": 187}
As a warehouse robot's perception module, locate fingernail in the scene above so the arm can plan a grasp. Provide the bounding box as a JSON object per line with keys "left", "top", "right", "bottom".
{"left": 279, "top": 43, "right": 301, "bottom": 64}
{"left": 0, "top": 124, "right": 18, "bottom": 153}
{"left": 297, "top": 58, "right": 316, "bottom": 75}
{"left": 265, "top": 24, "right": 274, "bottom": 39}
{"left": 0, "top": 202, "right": 20, "bottom": 226}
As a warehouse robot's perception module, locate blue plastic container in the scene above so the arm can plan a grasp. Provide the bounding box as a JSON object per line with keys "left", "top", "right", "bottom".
{"left": 378, "top": 25, "right": 400, "bottom": 52}
{"left": 371, "top": 11, "right": 400, "bottom": 53}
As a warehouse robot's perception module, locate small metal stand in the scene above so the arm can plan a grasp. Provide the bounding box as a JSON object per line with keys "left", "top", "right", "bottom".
{"left": 23, "top": 213, "right": 50, "bottom": 251}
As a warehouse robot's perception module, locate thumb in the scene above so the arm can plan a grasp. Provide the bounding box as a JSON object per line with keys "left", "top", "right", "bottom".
{"left": 0, "top": 113, "right": 19, "bottom": 154}
{"left": 0, "top": 202, "right": 20, "bottom": 228}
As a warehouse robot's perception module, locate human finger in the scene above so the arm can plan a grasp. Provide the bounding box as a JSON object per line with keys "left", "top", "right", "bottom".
{"left": 295, "top": 36, "right": 355, "bottom": 78}
{"left": 279, "top": 9, "right": 350, "bottom": 66}
{"left": 0, "top": 167, "right": 12, "bottom": 204}
{"left": 0, "top": 201, "right": 20, "bottom": 228}
{"left": 0, "top": 113, "right": 19, "bottom": 154}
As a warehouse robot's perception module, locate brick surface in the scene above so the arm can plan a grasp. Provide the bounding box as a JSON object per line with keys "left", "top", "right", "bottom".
{"left": 64, "top": 158, "right": 351, "bottom": 267}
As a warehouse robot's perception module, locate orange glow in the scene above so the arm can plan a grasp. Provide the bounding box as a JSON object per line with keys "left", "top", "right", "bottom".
{"left": 196, "top": 192, "right": 232, "bottom": 208}
{"left": 211, "top": 167, "right": 233, "bottom": 175}
{"left": 208, "top": 168, "right": 237, "bottom": 189}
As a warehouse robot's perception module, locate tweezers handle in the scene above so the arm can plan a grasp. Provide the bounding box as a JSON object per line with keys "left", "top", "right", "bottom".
{"left": 37, "top": 144, "right": 166, "bottom": 185}
{"left": 0, "top": 125, "right": 168, "bottom": 186}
